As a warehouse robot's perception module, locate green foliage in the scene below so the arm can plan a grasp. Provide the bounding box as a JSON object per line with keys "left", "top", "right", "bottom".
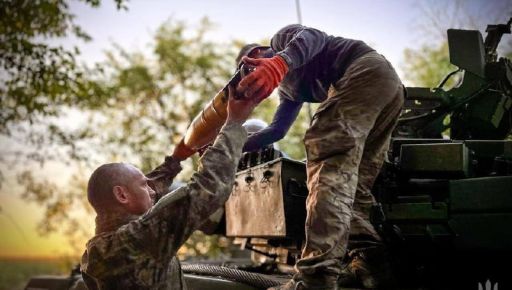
{"left": 0, "top": 1, "right": 311, "bottom": 260}
{"left": 3, "top": 13, "right": 245, "bottom": 258}
{"left": 0, "top": 0, "right": 126, "bottom": 133}
{"left": 179, "top": 234, "right": 232, "bottom": 260}
{"left": 402, "top": 0, "right": 512, "bottom": 88}
{"left": 402, "top": 42, "right": 458, "bottom": 88}
{"left": 401, "top": 1, "right": 512, "bottom": 140}
{"left": 506, "top": 38, "right": 512, "bottom": 59}
{"left": 17, "top": 169, "right": 93, "bottom": 254}
{"left": 82, "top": 18, "right": 237, "bottom": 173}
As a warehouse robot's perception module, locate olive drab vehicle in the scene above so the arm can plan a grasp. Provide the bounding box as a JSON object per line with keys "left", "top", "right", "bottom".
{"left": 25, "top": 19, "right": 512, "bottom": 290}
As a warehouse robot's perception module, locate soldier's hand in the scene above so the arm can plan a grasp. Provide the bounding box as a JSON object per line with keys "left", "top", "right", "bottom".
{"left": 237, "top": 55, "right": 288, "bottom": 102}
{"left": 226, "top": 85, "right": 259, "bottom": 125}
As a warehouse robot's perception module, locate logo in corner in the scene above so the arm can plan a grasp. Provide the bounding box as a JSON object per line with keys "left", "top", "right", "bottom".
{"left": 478, "top": 280, "right": 498, "bottom": 290}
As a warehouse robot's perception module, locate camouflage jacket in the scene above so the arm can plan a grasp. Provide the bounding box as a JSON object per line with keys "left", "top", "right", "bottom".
{"left": 80, "top": 122, "right": 247, "bottom": 290}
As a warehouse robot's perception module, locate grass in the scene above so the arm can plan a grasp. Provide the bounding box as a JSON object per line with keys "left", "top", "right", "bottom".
{"left": 0, "top": 257, "right": 77, "bottom": 290}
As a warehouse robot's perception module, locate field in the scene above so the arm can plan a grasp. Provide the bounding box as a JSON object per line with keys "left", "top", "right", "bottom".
{"left": 0, "top": 257, "right": 77, "bottom": 290}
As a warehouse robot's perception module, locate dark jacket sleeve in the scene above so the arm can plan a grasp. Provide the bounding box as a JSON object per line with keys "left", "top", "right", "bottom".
{"left": 243, "top": 98, "right": 303, "bottom": 152}
{"left": 110, "top": 122, "right": 247, "bottom": 258}
{"left": 271, "top": 24, "right": 328, "bottom": 70}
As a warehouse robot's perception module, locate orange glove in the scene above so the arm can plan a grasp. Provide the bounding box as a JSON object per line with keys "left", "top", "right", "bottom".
{"left": 237, "top": 55, "right": 288, "bottom": 102}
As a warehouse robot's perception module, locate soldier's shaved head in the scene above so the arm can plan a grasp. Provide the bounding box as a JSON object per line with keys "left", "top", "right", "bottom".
{"left": 87, "top": 163, "right": 138, "bottom": 213}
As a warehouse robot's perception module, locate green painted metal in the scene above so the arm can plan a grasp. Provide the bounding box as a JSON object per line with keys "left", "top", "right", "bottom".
{"left": 448, "top": 213, "right": 512, "bottom": 251}
{"left": 398, "top": 23, "right": 512, "bottom": 140}
{"left": 383, "top": 202, "right": 448, "bottom": 221}
{"left": 463, "top": 140, "right": 512, "bottom": 158}
{"left": 449, "top": 176, "right": 512, "bottom": 212}
{"left": 447, "top": 29, "right": 486, "bottom": 77}
{"left": 399, "top": 143, "right": 469, "bottom": 177}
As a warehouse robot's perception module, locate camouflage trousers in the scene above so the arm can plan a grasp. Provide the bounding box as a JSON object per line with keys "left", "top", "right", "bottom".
{"left": 296, "top": 51, "right": 404, "bottom": 277}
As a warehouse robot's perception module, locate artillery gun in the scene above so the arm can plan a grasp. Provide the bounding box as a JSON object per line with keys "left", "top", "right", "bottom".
{"left": 214, "top": 18, "right": 512, "bottom": 289}
{"left": 25, "top": 19, "right": 512, "bottom": 290}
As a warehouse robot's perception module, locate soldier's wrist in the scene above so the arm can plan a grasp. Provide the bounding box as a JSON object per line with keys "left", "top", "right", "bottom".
{"left": 225, "top": 118, "right": 244, "bottom": 127}
{"left": 222, "top": 120, "right": 247, "bottom": 136}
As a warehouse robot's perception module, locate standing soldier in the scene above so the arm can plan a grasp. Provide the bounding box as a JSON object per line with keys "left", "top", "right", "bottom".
{"left": 236, "top": 24, "right": 404, "bottom": 289}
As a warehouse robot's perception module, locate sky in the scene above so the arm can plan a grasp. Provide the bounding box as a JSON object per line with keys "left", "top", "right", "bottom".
{"left": 68, "top": 0, "right": 418, "bottom": 76}
{"left": 1, "top": 0, "right": 510, "bottom": 258}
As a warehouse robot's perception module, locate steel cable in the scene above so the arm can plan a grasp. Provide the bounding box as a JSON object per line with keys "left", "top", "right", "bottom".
{"left": 182, "top": 263, "right": 283, "bottom": 289}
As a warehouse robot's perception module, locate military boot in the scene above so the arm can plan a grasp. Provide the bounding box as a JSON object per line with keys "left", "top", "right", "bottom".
{"left": 338, "top": 246, "right": 393, "bottom": 289}
{"left": 268, "top": 274, "right": 339, "bottom": 290}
